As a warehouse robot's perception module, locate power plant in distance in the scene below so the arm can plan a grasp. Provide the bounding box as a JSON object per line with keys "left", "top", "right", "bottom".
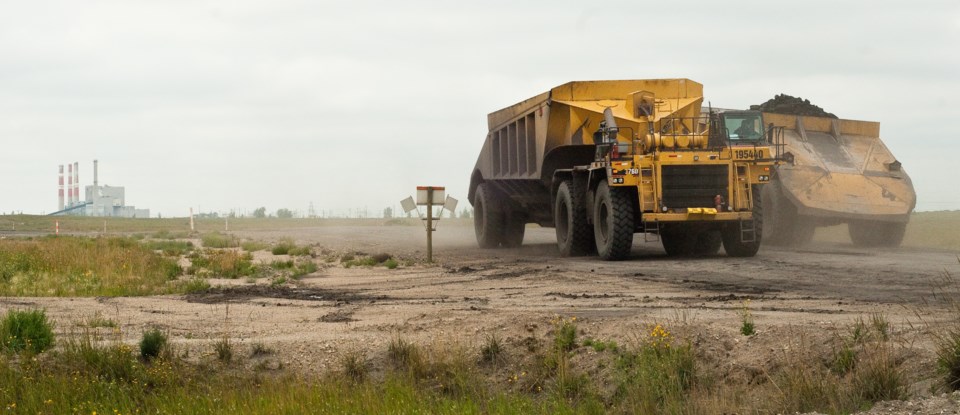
{"left": 49, "top": 160, "right": 150, "bottom": 218}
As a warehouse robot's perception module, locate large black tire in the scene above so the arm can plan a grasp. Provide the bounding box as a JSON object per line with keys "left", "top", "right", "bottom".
{"left": 848, "top": 220, "right": 906, "bottom": 247}
{"left": 502, "top": 212, "right": 526, "bottom": 248}
{"left": 693, "top": 230, "right": 723, "bottom": 256}
{"left": 593, "top": 182, "right": 634, "bottom": 261}
{"left": 722, "top": 185, "right": 763, "bottom": 257}
{"left": 762, "top": 180, "right": 814, "bottom": 246}
{"left": 660, "top": 225, "right": 695, "bottom": 257}
{"left": 474, "top": 183, "right": 503, "bottom": 248}
{"left": 555, "top": 181, "right": 593, "bottom": 256}
{"left": 661, "top": 227, "right": 721, "bottom": 257}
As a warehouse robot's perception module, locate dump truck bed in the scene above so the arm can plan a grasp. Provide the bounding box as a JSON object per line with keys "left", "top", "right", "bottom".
{"left": 764, "top": 112, "right": 915, "bottom": 223}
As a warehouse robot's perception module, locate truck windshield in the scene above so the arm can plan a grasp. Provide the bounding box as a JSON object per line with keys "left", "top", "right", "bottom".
{"left": 725, "top": 114, "right": 764, "bottom": 141}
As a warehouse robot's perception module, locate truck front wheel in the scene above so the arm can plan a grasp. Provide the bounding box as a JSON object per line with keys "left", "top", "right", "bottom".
{"left": 593, "top": 182, "right": 634, "bottom": 260}
{"left": 474, "top": 183, "right": 504, "bottom": 248}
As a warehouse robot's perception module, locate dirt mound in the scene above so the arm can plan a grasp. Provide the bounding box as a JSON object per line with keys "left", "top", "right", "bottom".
{"left": 750, "top": 94, "right": 837, "bottom": 119}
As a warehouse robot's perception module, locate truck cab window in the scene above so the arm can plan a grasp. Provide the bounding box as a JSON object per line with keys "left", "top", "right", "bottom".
{"left": 726, "top": 114, "right": 763, "bottom": 141}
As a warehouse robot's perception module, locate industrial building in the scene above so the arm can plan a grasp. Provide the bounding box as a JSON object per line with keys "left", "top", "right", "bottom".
{"left": 49, "top": 160, "right": 150, "bottom": 218}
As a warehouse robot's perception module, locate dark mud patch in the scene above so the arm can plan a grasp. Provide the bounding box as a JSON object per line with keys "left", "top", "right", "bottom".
{"left": 484, "top": 268, "right": 535, "bottom": 280}
{"left": 793, "top": 249, "right": 874, "bottom": 257}
{"left": 319, "top": 308, "right": 356, "bottom": 323}
{"left": 445, "top": 265, "right": 485, "bottom": 274}
{"left": 680, "top": 279, "right": 780, "bottom": 295}
{"left": 544, "top": 292, "right": 631, "bottom": 299}
{"left": 185, "top": 285, "right": 388, "bottom": 304}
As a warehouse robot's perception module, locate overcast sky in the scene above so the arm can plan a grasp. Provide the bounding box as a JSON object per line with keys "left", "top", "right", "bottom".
{"left": 1, "top": 0, "right": 958, "bottom": 217}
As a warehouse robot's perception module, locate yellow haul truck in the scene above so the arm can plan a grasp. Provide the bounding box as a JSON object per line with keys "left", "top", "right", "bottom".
{"left": 759, "top": 113, "right": 915, "bottom": 247}
{"left": 468, "top": 79, "right": 776, "bottom": 260}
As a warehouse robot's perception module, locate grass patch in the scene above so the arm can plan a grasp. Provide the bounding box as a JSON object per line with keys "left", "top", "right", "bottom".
{"left": 143, "top": 239, "right": 193, "bottom": 256}
{"left": 344, "top": 257, "right": 378, "bottom": 268}
{"left": 740, "top": 300, "right": 755, "bottom": 336}
{"left": 140, "top": 329, "right": 168, "bottom": 361}
{"left": 201, "top": 232, "right": 239, "bottom": 249}
{"left": 250, "top": 342, "right": 273, "bottom": 357}
{"left": 214, "top": 338, "right": 233, "bottom": 363}
{"left": 388, "top": 336, "right": 424, "bottom": 375}
{"left": 552, "top": 316, "right": 578, "bottom": 353}
{"left": 188, "top": 250, "right": 256, "bottom": 279}
{"left": 240, "top": 241, "right": 269, "bottom": 252}
{"left": 179, "top": 277, "right": 211, "bottom": 294}
{"left": 0, "top": 309, "right": 55, "bottom": 355}
{"left": 292, "top": 261, "right": 318, "bottom": 278}
{"left": 480, "top": 333, "right": 504, "bottom": 365}
{"left": 270, "top": 239, "right": 310, "bottom": 256}
{"left": 0, "top": 313, "right": 922, "bottom": 414}
{"left": 341, "top": 350, "right": 369, "bottom": 382}
{"left": 371, "top": 253, "right": 392, "bottom": 263}
{"left": 384, "top": 258, "right": 399, "bottom": 269}
{"left": 152, "top": 229, "right": 190, "bottom": 239}
{"left": 582, "top": 338, "right": 619, "bottom": 353}
{"left": 770, "top": 318, "right": 906, "bottom": 413}
{"left": 270, "top": 259, "right": 295, "bottom": 270}
{"left": 84, "top": 312, "right": 117, "bottom": 329}
{"left": 0, "top": 236, "right": 182, "bottom": 296}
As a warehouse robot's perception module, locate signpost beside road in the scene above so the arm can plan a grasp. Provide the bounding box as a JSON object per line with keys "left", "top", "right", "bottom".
{"left": 401, "top": 186, "right": 458, "bottom": 262}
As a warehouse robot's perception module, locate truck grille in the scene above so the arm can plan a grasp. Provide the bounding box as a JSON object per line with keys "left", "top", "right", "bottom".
{"left": 661, "top": 165, "right": 729, "bottom": 209}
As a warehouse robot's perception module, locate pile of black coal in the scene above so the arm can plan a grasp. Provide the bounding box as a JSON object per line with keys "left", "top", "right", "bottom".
{"left": 750, "top": 94, "right": 838, "bottom": 119}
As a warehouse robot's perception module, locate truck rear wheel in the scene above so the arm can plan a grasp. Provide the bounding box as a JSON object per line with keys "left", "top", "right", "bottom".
{"left": 555, "top": 181, "right": 593, "bottom": 256}
{"left": 474, "top": 183, "right": 504, "bottom": 248}
{"left": 661, "top": 227, "right": 721, "bottom": 256}
{"left": 694, "top": 231, "right": 723, "bottom": 256}
{"left": 660, "top": 225, "right": 694, "bottom": 256}
{"left": 593, "top": 182, "right": 634, "bottom": 260}
{"left": 722, "top": 185, "right": 763, "bottom": 257}
{"left": 848, "top": 220, "right": 906, "bottom": 247}
{"left": 502, "top": 213, "right": 526, "bottom": 248}
{"left": 763, "top": 181, "right": 814, "bottom": 246}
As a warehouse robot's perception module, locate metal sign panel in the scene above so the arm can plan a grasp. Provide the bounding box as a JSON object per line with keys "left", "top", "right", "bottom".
{"left": 443, "top": 195, "right": 458, "bottom": 213}
{"left": 416, "top": 186, "right": 445, "bottom": 205}
{"left": 400, "top": 196, "right": 417, "bottom": 213}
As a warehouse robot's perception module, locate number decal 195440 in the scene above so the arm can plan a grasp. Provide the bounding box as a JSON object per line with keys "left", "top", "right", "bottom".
{"left": 735, "top": 149, "right": 763, "bottom": 159}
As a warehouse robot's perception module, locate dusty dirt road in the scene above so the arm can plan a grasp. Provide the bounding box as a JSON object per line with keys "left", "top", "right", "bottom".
{"left": 4, "top": 222, "right": 960, "bottom": 389}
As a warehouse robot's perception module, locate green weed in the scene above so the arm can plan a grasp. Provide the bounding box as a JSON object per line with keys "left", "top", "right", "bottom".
{"left": 0, "top": 309, "right": 55, "bottom": 354}
{"left": 479, "top": 333, "right": 503, "bottom": 364}
{"left": 341, "top": 350, "right": 369, "bottom": 382}
{"left": 214, "top": 338, "right": 233, "bottom": 363}
{"left": 740, "top": 300, "right": 755, "bottom": 336}
{"left": 84, "top": 312, "right": 117, "bottom": 329}
{"left": 140, "top": 329, "right": 168, "bottom": 361}
{"left": 143, "top": 239, "right": 193, "bottom": 256}
{"left": 552, "top": 316, "right": 578, "bottom": 353}
{"left": 292, "top": 261, "right": 318, "bottom": 278}
{"left": 240, "top": 241, "right": 269, "bottom": 252}
{"left": 201, "top": 232, "right": 239, "bottom": 249}
{"left": 180, "top": 277, "right": 211, "bottom": 294}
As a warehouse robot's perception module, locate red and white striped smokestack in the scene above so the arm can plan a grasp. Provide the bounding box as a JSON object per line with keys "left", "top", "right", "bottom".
{"left": 73, "top": 161, "right": 79, "bottom": 204}
{"left": 67, "top": 163, "right": 74, "bottom": 206}
{"left": 58, "top": 165, "right": 64, "bottom": 211}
